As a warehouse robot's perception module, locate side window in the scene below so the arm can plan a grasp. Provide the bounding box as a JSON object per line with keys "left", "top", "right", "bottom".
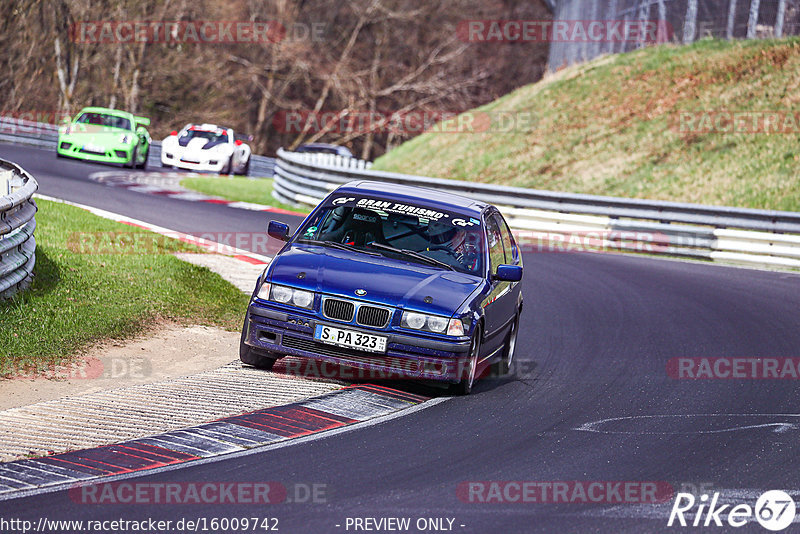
{"left": 494, "top": 213, "right": 517, "bottom": 265}
{"left": 485, "top": 214, "right": 505, "bottom": 273}
{"left": 300, "top": 210, "right": 329, "bottom": 240}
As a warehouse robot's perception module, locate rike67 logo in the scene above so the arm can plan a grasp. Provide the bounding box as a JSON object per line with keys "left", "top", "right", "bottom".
{"left": 668, "top": 490, "right": 796, "bottom": 531}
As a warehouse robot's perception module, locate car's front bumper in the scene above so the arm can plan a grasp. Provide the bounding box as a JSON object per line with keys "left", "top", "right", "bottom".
{"left": 57, "top": 137, "right": 134, "bottom": 163}
{"left": 244, "top": 303, "right": 472, "bottom": 383}
{"left": 161, "top": 150, "right": 227, "bottom": 172}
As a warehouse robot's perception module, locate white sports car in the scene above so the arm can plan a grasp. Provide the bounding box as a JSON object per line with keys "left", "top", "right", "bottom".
{"left": 161, "top": 123, "right": 251, "bottom": 175}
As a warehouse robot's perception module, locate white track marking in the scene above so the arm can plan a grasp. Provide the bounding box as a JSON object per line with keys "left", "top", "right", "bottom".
{"left": 575, "top": 413, "right": 800, "bottom": 434}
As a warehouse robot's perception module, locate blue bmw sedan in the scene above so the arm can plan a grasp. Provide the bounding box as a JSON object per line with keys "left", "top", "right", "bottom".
{"left": 240, "top": 181, "right": 523, "bottom": 394}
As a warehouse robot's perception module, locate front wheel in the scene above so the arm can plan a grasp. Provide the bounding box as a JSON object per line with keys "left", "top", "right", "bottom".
{"left": 136, "top": 146, "right": 149, "bottom": 169}
{"left": 450, "top": 325, "right": 481, "bottom": 396}
{"left": 492, "top": 314, "right": 519, "bottom": 376}
{"left": 239, "top": 319, "right": 278, "bottom": 370}
{"left": 221, "top": 157, "right": 233, "bottom": 175}
{"left": 125, "top": 146, "right": 137, "bottom": 169}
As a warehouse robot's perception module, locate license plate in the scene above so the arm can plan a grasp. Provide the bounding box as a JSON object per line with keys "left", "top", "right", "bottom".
{"left": 314, "top": 325, "right": 387, "bottom": 353}
{"left": 83, "top": 144, "right": 104, "bottom": 154}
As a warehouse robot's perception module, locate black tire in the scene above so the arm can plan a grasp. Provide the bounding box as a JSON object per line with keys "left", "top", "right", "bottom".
{"left": 450, "top": 325, "right": 482, "bottom": 396}
{"left": 125, "top": 146, "right": 137, "bottom": 169}
{"left": 221, "top": 157, "right": 233, "bottom": 175}
{"left": 492, "top": 314, "right": 520, "bottom": 376}
{"left": 136, "top": 146, "right": 148, "bottom": 170}
{"left": 239, "top": 318, "right": 278, "bottom": 370}
{"left": 243, "top": 157, "right": 250, "bottom": 176}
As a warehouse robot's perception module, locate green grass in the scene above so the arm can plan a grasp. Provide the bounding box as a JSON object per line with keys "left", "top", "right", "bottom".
{"left": 374, "top": 38, "right": 800, "bottom": 212}
{"left": 0, "top": 199, "right": 249, "bottom": 376}
{"left": 180, "top": 176, "right": 308, "bottom": 213}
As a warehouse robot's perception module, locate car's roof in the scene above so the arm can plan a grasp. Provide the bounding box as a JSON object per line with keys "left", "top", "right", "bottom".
{"left": 299, "top": 143, "right": 341, "bottom": 149}
{"left": 298, "top": 143, "right": 352, "bottom": 153}
{"left": 77, "top": 107, "right": 134, "bottom": 118}
{"left": 334, "top": 181, "right": 488, "bottom": 216}
{"left": 187, "top": 123, "right": 228, "bottom": 132}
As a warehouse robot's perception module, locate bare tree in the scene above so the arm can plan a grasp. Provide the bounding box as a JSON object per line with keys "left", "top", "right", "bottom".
{"left": 0, "top": 0, "right": 551, "bottom": 158}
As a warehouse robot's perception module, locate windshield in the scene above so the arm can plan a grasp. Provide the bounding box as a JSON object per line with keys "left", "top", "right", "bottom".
{"left": 74, "top": 112, "right": 131, "bottom": 130}
{"left": 297, "top": 195, "right": 484, "bottom": 275}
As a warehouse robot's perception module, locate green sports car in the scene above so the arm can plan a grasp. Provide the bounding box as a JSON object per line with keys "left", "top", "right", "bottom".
{"left": 57, "top": 107, "right": 151, "bottom": 169}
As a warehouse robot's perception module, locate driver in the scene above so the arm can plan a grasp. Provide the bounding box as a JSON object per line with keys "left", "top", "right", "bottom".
{"left": 427, "top": 221, "right": 479, "bottom": 272}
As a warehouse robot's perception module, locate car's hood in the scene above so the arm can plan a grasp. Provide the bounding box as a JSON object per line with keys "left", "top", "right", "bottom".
{"left": 268, "top": 244, "right": 483, "bottom": 316}
{"left": 168, "top": 137, "right": 231, "bottom": 156}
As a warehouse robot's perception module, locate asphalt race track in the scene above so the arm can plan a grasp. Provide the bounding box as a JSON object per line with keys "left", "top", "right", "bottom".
{"left": 2, "top": 142, "right": 800, "bottom": 533}
{"left": 2, "top": 144, "right": 299, "bottom": 249}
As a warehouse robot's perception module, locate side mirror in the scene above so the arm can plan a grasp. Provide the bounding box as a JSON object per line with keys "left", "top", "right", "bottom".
{"left": 235, "top": 139, "right": 243, "bottom": 146}
{"left": 494, "top": 264, "right": 522, "bottom": 282}
{"left": 268, "top": 220, "right": 290, "bottom": 242}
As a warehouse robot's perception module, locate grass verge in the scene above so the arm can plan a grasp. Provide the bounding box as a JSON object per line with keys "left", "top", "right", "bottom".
{"left": 374, "top": 38, "right": 800, "bottom": 212}
{"left": 0, "top": 199, "right": 249, "bottom": 376}
{"left": 180, "top": 176, "right": 308, "bottom": 213}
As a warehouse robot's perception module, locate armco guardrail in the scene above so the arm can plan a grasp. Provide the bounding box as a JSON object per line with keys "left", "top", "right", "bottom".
{"left": 274, "top": 148, "right": 800, "bottom": 270}
{"left": 0, "top": 116, "right": 275, "bottom": 177}
{"left": 0, "top": 159, "right": 37, "bottom": 298}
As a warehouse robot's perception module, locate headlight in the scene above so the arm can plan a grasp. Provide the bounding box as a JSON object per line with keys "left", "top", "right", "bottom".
{"left": 426, "top": 315, "right": 448, "bottom": 333}
{"left": 291, "top": 289, "right": 314, "bottom": 308}
{"left": 402, "top": 311, "right": 464, "bottom": 336}
{"left": 403, "top": 312, "right": 426, "bottom": 330}
{"left": 271, "top": 285, "right": 293, "bottom": 303}
{"left": 258, "top": 283, "right": 315, "bottom": 310}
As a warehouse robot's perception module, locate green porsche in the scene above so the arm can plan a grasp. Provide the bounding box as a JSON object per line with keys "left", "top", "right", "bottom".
{"left": 57, "top": 107, "right": 151, "bottom": 169}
